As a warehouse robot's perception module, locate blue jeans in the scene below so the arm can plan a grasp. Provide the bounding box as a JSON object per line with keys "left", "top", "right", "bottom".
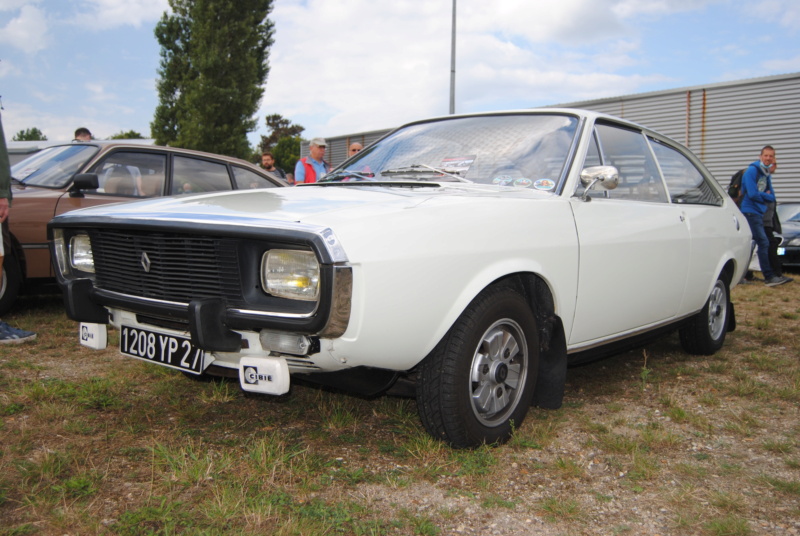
{"left": 743, "top": 212, "right": 775, "bottom": 280}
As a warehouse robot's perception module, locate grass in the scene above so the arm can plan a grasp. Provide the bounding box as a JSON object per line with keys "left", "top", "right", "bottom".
{"left": 1, "top": 279, "right": 800, "bottom": 535}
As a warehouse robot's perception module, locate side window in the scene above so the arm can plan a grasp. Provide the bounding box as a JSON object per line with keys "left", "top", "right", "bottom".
{"left": 172, "top": 156, "right": 234, "bottom": 195}
{"left": 649, "top": 138, "right": 722, "bottom": 206}
{"left": 89, "top": 151, "right": 167, "bottom": 197}
{"left": 592, "top": 123, "right": 668, "bottom": 203}
{"left": 232, "top": 167, "right": 279, "bottom": 189}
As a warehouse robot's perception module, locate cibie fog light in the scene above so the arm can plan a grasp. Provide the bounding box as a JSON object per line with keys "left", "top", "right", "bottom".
{"left": 262, "top": 249, "right": 320, "bottom": 301}
{"left": 69, "top": 234, "right": 95, "bottom": 273}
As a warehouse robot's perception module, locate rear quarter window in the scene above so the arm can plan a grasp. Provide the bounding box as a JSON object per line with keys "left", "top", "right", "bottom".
{"left": 172, "top": 156, "right": 234, "bottom": 194}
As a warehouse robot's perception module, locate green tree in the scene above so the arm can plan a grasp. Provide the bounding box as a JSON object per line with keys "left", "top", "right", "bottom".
{"left": 259, "top": 113, "right": 304, "bottom": 152}
{"left": 151, "top": 0, "right": 275, "bottom": 159}
{"left": 271, "top": 135, "right": 302, "bottom": 175}
{"left": 12, "top": 127, "right": 47, "bottom": 141}
{"left": 109, "top": 130, "right": 145, "bottom": 140}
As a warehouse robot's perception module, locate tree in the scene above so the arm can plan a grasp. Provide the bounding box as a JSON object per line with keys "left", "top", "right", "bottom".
{"left": 151, "top": 0, "right": 275, "bottom": 159}
{"left": 109, "top": 130, "right": 145, "bottom": 140}
{"left": 271, "top": 135, "right": 302, "bottom": 175}
{"left": 12, "top": 128, "right": 47, "bottom": 141}
{"left": 259, "top": 113, "right": 304, "bottom": 152}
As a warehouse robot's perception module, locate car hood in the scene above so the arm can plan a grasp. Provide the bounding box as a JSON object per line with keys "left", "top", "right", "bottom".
{"left": 50, "top": 183, "right": 555, "bottom": 228}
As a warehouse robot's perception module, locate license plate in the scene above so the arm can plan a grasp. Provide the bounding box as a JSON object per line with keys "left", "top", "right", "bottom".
{"left": 120, "top": 325, "right": 205, "bottom": 374}
{"left": 778, "top": 247, "right": 786, "bottom": 256}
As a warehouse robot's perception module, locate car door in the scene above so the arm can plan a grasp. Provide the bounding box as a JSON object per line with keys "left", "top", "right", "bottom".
{"left": 568, "top": 122, "right": 691, "bottom": 347}
{"left": 54, "top": 150, "right": 169, "bottom": 215}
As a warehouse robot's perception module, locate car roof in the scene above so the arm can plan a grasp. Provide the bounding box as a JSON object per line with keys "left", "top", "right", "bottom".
{"left": 393, "top": 108, "right": 661, "bottom": 139}
{"left": 61, "top": 141, "right": 257, "bottom": 167}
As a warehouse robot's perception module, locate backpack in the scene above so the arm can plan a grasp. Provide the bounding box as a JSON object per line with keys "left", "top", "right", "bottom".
{"left": 727, "top": 169, "right": 745, "bottom": 205}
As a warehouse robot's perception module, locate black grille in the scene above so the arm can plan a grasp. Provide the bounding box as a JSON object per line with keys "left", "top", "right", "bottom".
{"left": 89, "top": 229, "right": 244, "bottom": 305}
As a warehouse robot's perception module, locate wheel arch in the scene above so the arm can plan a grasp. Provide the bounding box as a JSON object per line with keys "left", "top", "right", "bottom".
{"left": 427, "top": 272, "right": 567, "bottom": 411}
{"left": 494, "top": 273, "right": 568, "bottom": 409}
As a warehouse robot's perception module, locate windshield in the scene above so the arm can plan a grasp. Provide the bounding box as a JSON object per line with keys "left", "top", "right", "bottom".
{"left": 321, "top": 114, "right": 580, "bottom": 188}
{"left": 777, "top": 203, "right": 800, "bottom": 223}
{"left": 11, "top": 145, "right": 100, "bottom": 188}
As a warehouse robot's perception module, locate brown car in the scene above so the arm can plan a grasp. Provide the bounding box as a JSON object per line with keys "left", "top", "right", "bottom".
{"left": 6, "top": 141, "right": 286, "bottom": 314}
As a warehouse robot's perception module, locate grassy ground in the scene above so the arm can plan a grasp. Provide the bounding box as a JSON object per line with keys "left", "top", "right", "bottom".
{"left": 0, "top": 279, "right": 799, "bottom": 535}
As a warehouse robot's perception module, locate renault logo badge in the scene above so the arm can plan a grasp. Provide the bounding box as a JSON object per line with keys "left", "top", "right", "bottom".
{"left": 140, "top": 252, "right": 151, "bottom": 273}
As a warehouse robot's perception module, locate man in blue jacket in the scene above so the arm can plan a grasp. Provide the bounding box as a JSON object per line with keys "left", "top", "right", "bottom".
{"left": 740, "top": 145, "right": 792, "bottom": 287}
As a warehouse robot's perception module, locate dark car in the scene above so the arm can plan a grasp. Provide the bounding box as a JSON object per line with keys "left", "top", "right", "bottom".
{"left": 4, "top": 142, "right": 286, "bottom": 314}
{"left": 777, "top": 202, "right": 800, "bottom": 269}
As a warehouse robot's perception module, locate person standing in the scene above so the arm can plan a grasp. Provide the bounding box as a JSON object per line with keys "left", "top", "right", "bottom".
{"left": 348, "top": 142, "right": 363, "bottom": 157}
{"left": 763, "top": 200, "right": 789, "bottom": 281}
{"left": 294, "top": 137, "right": 330, "bottom": 184}
{"left": 740, "top": 145, "right": 792, "bottom": 287}
{"left": 260, "top": 151, "right": 287, "bottom": 181}
{"left": 73, "top": 127, "right": 92, "bottom": 141}
{"left": 0, "top": 112, "right": 37, "bottom": 343}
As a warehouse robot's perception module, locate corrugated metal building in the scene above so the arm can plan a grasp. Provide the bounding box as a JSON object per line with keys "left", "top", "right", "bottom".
{"left": 304, "top": 72, "right": 800, "bottom": 201}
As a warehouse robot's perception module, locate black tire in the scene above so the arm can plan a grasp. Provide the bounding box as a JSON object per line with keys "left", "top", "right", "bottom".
{"left": 416, "top": 285, "right": 539, "bottom": 448}
{"left": 679, "top": 277, "right": 729, "bottom": 355}
{"left": 0, "top": 254, "right": 23, "bottom": 316}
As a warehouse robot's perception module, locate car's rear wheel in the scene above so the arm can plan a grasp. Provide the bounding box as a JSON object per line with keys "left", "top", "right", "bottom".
{"left": 417, "top": 285, "right": 538, "bottom": 448}
{"left": 679, "top": 277, "right": 729, "bottom": 355}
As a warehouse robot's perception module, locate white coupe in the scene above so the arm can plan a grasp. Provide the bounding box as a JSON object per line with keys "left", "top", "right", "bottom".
{"left": 49, "top": 109, "right": 752, "bottom": 448}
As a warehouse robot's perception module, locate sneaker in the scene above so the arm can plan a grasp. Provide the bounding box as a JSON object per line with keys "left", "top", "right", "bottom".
{"left": 0, "top": 321, "right": 37, "bottom": 344}
{"left": 765, "top": 276, "right": 792, "bottom": 287}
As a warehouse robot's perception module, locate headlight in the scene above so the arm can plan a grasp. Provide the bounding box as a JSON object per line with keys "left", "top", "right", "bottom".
{"left": 69, "top": 234, "right": 95, "bottom": 273}
{"left": 261, "top": 249, "right": 320, "bottom": 301}
{"left": 787, "top": 237, "right": 800, "bottom": 247}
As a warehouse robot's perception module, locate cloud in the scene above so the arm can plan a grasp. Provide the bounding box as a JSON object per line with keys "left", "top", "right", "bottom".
{"left": 763, "top": 55, "right": 800, "bottom": 72}
{"left": 0, "top": 0, "right": 36, "bottom": 11}
{"left": 257, "top": 0, "right": 670, "bottom": 136}
{"left": 752, "top": 0, "right": 800, "bottom": 30}
{"left": 71, "top": 0, "right": 169, "bottom": 29}
{"left": 0, "top": 4, "right": 49, "bottom": 52}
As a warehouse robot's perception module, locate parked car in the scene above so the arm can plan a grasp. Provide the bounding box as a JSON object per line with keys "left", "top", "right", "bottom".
{"left": 49, "top": 110, "right": 751, "bottom": 448}
{"left": 5, "top": 142, "right": 286, "bottom": 314}
{"left": 777, "top": 202, "right": 800, "bottom": 268}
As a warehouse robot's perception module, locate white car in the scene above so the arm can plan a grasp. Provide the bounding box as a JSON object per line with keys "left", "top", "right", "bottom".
{"left": 49, "top": 109, "right": 752, "bottom": 448}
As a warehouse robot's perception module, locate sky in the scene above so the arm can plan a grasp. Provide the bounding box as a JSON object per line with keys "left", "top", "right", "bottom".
{"left": 1, "top": 0, "right": 799, "bottom": 146}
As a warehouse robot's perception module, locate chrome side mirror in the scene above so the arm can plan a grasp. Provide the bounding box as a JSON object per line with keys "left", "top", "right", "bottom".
{"left": 579, "top": 166, "right": 619, "bottom": 202}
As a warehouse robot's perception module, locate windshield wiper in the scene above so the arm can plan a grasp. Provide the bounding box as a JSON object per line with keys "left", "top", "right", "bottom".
{"left": 380, "top": 164, "right": 471, "bottom": 183}
{"left": 10, "top": 177, "right": 25, "bottom": 185}
{"left": 318, "top": 169, "right": 375, "bottom": 183}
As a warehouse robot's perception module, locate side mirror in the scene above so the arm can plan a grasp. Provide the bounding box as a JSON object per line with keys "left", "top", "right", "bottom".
{"left": 579, "top": 166, "right": 619, "bottom": 202}
{"left": 69, "top": 173, "right": 99, "bottom": 198}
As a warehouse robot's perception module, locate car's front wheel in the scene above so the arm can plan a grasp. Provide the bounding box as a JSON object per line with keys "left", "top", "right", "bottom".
{"left": 679, "top": 276, "right": 729, "bottom": 355}
{"left": 417, "top": 285, "right": 539, "bottom": 448}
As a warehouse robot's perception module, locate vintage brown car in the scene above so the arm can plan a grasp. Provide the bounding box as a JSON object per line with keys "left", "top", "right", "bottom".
{"left": 6, "top": 142, "right": 286, "bottom": 314}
